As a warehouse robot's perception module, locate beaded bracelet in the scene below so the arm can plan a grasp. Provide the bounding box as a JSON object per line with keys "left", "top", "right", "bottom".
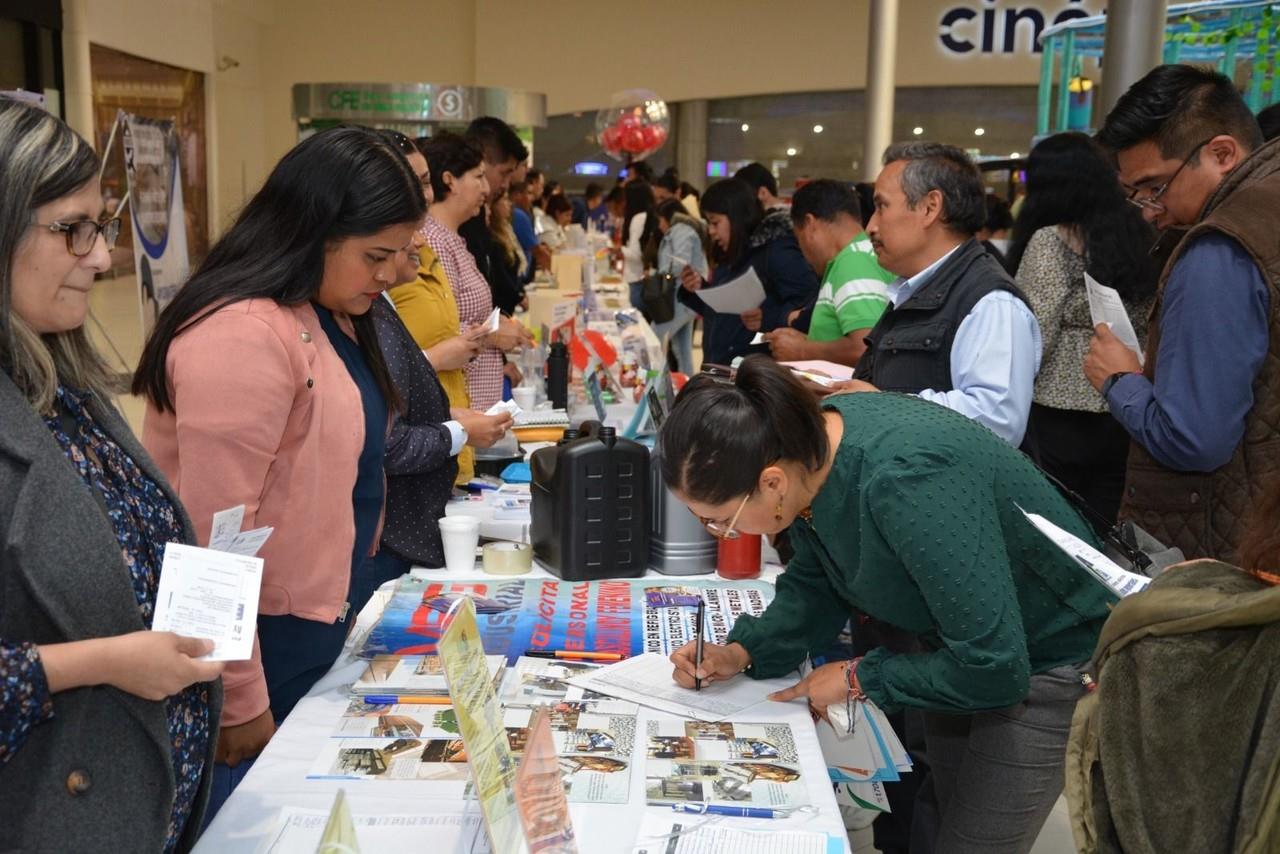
{"left": 843, "top": 657, "right": 866, "bottom": 734}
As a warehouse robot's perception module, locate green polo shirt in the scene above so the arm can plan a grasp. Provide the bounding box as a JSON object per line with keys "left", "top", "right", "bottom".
{"left": 727, "top": 392, "right": 1111, "bottom": 714}
{"left": 807, "top": 233, "right": 894, "bottom": 342}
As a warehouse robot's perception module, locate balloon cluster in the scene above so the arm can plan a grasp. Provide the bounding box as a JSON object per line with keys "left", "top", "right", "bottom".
{"left": 595, "top": 90, "right": 670, "bottom": 163}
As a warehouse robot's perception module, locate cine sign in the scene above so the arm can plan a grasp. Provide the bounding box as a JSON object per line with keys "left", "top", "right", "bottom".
{"left": 939, "top": 0, "right": 1093, "bottom": 55}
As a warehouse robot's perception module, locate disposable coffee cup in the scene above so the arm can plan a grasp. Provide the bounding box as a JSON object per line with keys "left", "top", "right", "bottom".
{"left": 512, "top": 386, "right": 537, "bottom": 412}
{"left": 439, "top": 516, "right": 481, "bottom": 573}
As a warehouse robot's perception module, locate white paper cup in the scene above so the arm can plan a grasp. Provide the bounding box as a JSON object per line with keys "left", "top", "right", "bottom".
{"left": 438, "top": 516, "right": 481, "bottom": 573}
{"left": 512, "top": 386, "right": 537, "bottom": 411}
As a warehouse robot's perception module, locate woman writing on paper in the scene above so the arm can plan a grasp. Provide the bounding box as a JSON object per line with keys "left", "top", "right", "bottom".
{"left": 0, "top": 99, "right": 223, "bottom": 852}
{"left": 664, "top": 357, "right": 1111, "bottom": 853}
{"left": 134, "top": 126, "right": 425, "bottom": 818}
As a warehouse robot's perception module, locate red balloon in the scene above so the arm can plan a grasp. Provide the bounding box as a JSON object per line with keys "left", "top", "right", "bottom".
{"left": 639, "top": 125, "right": 658, "bottom": 148}
{"left": 601, "top": 126, "right": 621, "bottom": 151}
{"left": 618, "top": 112, "right": 642, "bottom": 130}
{"left": 623, "top": 127, "right": 647, "bottom": 153}
{"left": 652, "top": 125, "right": 668, "bottom": 145}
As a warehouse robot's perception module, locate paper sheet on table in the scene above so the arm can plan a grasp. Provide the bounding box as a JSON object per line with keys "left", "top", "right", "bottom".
{"left": 258, "top": 807, "right": 490, "bottom": 854}
{"left": 695, "top": 267, "right": 766, "bottom": 314}
{"left": 631, "top": 814, "right": 840, "bottom": 854}
{"left": 1084, "top": 272, "right": 1144, "bottom": 366}
{"left": 566, "top": 652, "right": 798, "bottom": 722}
{"left": 208, "top": 504, "right": 274, "bottom": 557}
{"left": 1020, "top": 507, "right": 1152, "bottom": 597}
{"left": 151, "top": 543, "right": 264, "bottom": 661}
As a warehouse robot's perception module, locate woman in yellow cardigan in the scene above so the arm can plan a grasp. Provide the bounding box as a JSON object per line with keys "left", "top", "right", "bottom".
{"left": 390, "top": 243, "right": 489, "bottom": 483}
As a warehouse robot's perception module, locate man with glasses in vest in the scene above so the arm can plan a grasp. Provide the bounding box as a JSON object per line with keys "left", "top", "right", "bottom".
{"left": 1087, "top": 64, "right": 1277, "bottom": 564}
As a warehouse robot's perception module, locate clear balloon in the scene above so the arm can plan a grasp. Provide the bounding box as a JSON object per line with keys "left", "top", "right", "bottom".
{"left": 595, "top": 89, "right": 671, "bottom": 163}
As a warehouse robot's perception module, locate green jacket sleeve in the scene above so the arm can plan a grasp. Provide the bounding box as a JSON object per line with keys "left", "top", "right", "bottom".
{"left": 855, "top": 452, "right": 1032, "bottom": 714}
{"left": 725, "top": 525, "right": 852, "bottom": 679}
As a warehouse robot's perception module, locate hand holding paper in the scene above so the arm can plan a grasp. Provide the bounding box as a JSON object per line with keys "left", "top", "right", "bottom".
{"left": 1084, "top": 273, "right": 1144, "bottom": 365}
{"left": 151, "top": 543, "right": 265, "bottom": 661}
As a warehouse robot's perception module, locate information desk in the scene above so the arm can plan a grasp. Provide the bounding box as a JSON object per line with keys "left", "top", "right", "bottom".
{"left": 194, "top": 564, "right": 851, "bottom": 854}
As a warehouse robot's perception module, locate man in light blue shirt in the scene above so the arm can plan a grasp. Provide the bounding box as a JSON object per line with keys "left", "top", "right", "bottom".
{"left": 848, "top": 142, "right": 1042, "bottom": 446}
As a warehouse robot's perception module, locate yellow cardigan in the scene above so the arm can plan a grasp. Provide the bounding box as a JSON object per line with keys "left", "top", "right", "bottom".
{"left": 389, "top": 246, "right": 475, "bottom": 483}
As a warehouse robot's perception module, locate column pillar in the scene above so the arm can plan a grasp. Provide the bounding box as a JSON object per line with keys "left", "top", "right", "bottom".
{"left": 1099, "top": 0, "right": 1169, "bottom": 119}
{"left": 863, "top": 0, "right": 899, "bottom": 181}
{"left": 675, "top": 98, "right": 708, "bottom": 190}
{"left": 61, "top": 0, "right": 95, "bottom": 142}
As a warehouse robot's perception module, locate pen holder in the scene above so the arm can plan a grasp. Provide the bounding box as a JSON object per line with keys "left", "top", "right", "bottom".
{"left": 717, "top": 534, "right": 761, "bottom": 580}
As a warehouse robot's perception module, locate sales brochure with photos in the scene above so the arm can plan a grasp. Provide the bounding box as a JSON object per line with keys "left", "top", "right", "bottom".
{"left": 645, "top": 718, "right": 808, "bottom": 809}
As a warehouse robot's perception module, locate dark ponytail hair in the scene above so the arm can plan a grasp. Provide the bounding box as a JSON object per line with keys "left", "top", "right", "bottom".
{"left": 134, "top": 125, "right": 424, "bottom": 413}
{"left": 659, "top": 356, "right": 829, "bottom": 504}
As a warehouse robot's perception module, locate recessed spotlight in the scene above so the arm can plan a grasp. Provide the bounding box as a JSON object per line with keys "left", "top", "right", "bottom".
{"left": 741, "top": 123, "right": 749, "bottom": 132}
{"left": 912, "top": 126, "right": 924, "bottom": 136}
{"left": 974, "top": 127, "right": 986, "bottom": 136}
{"left": 813, "top": 124, "right": 824, "bottom": 134}
{"left": 1010, "top": 151, "right": 1021, "bottom": 158}
{"left": 786, "top": 147, "right": 798, "bottom": 157}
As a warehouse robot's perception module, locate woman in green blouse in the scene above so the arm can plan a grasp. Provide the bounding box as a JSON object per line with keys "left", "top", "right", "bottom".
{"left": 663, "top": 356, "right": 1111, "bottom": 853}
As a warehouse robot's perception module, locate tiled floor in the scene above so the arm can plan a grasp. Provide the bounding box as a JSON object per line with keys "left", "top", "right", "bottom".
{"left": 848, "top": 795, "right": 1077, "bottom": 853}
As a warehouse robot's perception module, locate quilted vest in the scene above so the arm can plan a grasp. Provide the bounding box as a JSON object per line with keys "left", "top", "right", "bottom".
{"left": 1118, "top": 138, "right": 1280, "bottom": 563}
{"left": 854, "top": 237, "right": 1028, "bottom": 393}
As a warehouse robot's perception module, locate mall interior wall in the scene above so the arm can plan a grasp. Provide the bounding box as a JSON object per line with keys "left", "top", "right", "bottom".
{"left": 64, "top": 0, "right": 1105, "bottom": 239}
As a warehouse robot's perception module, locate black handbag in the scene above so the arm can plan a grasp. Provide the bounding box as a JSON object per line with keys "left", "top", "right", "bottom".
{"left": 639, "top": 273, "right": 677, "bottom": 324}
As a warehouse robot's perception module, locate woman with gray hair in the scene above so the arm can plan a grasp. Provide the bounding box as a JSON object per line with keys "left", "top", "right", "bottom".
{"left": 0, "top": 98, "right": 223, "bottom": 852}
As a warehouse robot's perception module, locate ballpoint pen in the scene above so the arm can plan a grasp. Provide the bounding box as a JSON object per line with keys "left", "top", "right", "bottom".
{"left": 694, "top": 598, "right": 706, "bottom": 692}
{"left": 359, "top": 695, "right": 452, "bottom": 705}
{"left": 524, "top": 650, "right": 624, "bottom": 661}
{"left": 669, "top": 803, "right": 787, "bottom": 819}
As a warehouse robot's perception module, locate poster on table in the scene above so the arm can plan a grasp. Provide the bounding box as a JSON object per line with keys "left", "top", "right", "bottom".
{"left": 119, "top": 110, "right": 189, "bottom": 329}
{"left": 645, "top": 718, "right": 809, "bottom": 810}
{"left": 358, "top": 577, "right": 774, "bottom": 662}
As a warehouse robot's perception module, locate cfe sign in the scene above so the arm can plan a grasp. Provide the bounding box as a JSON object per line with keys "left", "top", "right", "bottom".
{"left": 938, "top": 0, "right": 1097, "bottom": 55}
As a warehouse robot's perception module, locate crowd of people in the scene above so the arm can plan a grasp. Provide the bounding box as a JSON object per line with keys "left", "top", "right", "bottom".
{"left": 1, "top": 60, "right": 1278, "bottom": 853}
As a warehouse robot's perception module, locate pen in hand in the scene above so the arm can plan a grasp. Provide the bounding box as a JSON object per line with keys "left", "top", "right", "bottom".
{"left": 694, "top": 598, "right": 706, "bottom": 692}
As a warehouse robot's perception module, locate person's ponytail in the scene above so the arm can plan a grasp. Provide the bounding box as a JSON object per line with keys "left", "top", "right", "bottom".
{"left": 659, "top": 356, "right": 828, "bottom": 504}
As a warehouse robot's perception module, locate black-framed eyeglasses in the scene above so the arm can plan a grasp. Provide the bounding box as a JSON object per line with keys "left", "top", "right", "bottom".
{"left": 1125, "top": 137, "right": 1213, "bottom": 212}
{"left": 32, "top": 218, "right": 122, "bottom": 256}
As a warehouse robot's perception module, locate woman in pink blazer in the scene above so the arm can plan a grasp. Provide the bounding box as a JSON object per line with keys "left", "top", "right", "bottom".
{"left": 133, "top": 126, "right": 425, "bottom": 822}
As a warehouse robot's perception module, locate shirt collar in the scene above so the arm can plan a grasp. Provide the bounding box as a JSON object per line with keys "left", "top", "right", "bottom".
{"left": 886, "top": 243, "right": 962, "bottom": 307}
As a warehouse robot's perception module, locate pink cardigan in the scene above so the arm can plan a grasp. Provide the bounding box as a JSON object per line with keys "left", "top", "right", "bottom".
{"left": 143, "top": 298, "right": 369, "bottom": 726}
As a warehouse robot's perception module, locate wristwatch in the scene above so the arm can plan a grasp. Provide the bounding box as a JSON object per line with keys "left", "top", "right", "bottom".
{"left": 1101, "top": 371, "right": 1135, "bottom": 398}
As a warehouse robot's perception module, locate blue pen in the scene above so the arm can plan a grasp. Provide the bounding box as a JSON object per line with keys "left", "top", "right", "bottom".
{"left": 670, "top": 803, "right": 784, "bottom": 819}
{"left": 357, "top": 695, "right": 451, "bottom": 706}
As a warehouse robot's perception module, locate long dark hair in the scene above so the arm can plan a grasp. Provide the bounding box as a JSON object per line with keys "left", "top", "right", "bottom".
{"left": 623, "top": 180, "right": 660, "bottom": 254}
{"left": 700, "top": 178, "right": 762, "bottom": 268}
{"left": 659, "top": 356, "right": 829, "bottom": 505}
{"left": 1006, "top": 133, "right": 1159, "bottom": 301}
{"left": 134, "top": 125, "right": 424, "bottom": 412}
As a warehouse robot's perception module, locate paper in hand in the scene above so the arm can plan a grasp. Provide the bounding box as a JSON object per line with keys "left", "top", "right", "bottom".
{"left": 484, "top": 307, "right": 502, "bottom": 333}
{"left": 1084, "top": 273, "right": 1144, "bottom": 366}
{"left": 152, "top": 543, "right": 264, "bottom": 661}
{"left": 695, "top": 266, "right": 766, "bottom": 314}
{"left": 750, "top": 331, "right": 766, "bottom": 345}
{"left": 1020, "top": 507, "right": 1152, "bottom": 598}
{"left": 208, "top": 504, "right": 273, "bottom": 557}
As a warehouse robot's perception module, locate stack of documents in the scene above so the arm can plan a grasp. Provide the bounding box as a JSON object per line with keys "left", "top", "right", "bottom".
{"left": 351, "top": 654, "right": 506, "bottom": 698}
{"left": 817, "top": 700, "right": 912, "bottom": 815}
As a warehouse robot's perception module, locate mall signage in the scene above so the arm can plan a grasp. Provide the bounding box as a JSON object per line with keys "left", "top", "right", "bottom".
{"left": 938, "top": 0, "right": 1094, "bottom": 55}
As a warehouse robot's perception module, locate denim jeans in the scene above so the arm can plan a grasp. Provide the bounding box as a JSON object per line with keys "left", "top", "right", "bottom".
{"left": 911, "top": 663, "right": 1089, "bottom": 854}
{"left": 650, "top": 301, "right": 698, "bottom": 376}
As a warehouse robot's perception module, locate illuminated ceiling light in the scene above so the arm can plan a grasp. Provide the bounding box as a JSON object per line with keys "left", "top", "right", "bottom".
{"left": 786, "top": 147, "right": 798, "bottom": 157}
{"left": 812, "top": 124, "right": 824, "bottom": 134}
{"left": 1010, "top": 151, "right": 1021, "bottom": 158}
{"left": 974, "top": 127, "right": 986, "bottom": 136}
{"left": 741, "top": 123, "right": 749, "bottom": 132}
{"left": 912, "top": 126, "right": 924, "bottom": 136}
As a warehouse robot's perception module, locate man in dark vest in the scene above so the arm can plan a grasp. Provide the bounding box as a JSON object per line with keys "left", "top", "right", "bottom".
{"left": 1087, "top": 65, "right": 1278, "bottom": 565}
{"left": 848, "top": 142, "right": 1042, "bottom": 447}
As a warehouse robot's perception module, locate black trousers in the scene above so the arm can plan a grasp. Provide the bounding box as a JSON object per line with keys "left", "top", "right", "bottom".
{"left": 1022, "top": 402, "right": 1131, "bottom": 532}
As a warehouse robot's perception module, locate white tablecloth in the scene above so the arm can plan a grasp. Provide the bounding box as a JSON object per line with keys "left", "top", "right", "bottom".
{"left": 194, "top": 563, "right": 847, "bottom": 854}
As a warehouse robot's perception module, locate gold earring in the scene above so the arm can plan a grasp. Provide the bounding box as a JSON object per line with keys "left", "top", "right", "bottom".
{"left": 775, "top": 499, "right": 784, "bottom": 522}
